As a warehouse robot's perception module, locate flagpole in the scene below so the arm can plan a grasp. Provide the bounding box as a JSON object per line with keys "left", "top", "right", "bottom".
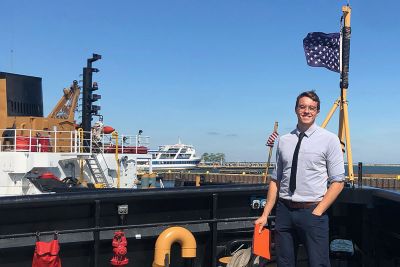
{"left": 339, "top": 5, "right": 354, "bottom": 183}
{"left": 263, "top": 122, "right": 278, "bottom": 184}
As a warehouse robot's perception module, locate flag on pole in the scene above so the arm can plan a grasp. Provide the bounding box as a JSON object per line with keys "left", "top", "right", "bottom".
{"left": 266, "top": 132, "right": 279, "bottom": 147}
{"left": 303, "top": 32, "right": 340, "bottom": 73}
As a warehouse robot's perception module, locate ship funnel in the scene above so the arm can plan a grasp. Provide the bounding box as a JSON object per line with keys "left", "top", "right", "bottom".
{"left": 152, "top": 226, "right": 196, "bottom": 267}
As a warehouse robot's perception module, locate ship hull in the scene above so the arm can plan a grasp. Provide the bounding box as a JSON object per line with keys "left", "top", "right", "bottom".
{"left": 0, "top": 184, "right": 399, "bottom": 266}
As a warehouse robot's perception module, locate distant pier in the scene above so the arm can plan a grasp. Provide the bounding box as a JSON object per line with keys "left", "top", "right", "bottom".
{"left": 164, "top": 162, "right": 400, "bottom": 189}
{"left": 198, "top": 162, "right": 400, "bottom": 168}
{"left": 160, "top": 171, "right": 400, "bottom": 190}
{"left": 198, "top": 162, "right": 276, "bottom": 168}
{"left": 197, "top": 162, "right": 400, "bottom": 176}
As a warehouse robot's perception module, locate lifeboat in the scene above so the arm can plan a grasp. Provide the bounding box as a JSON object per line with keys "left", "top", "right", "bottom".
{"left": 16, "top": 136, "right": 38, "bottom": 152}
{"left": 103, "top": 126, "right": 115, "bottom": 134}
{"left": 15, "top": 136, "right": 51, "bottom": 152}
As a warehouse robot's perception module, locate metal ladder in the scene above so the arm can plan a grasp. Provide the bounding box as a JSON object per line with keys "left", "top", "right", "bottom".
{"left": 85, "top": 154, "right": 109, "bottom": 187}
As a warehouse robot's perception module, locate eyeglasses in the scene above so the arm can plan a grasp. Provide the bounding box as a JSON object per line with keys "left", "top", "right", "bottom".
{"left": 297, "top": 105, "right": 318, "bottom": 112}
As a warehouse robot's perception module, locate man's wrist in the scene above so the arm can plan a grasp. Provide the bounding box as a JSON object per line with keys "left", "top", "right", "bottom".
{"left": 262, "top": 209, "right": 270, "bottom": 217}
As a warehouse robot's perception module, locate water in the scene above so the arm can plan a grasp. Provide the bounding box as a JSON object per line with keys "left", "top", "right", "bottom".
{"left": 348, "top": 165, "right": 400, "bottom": 175}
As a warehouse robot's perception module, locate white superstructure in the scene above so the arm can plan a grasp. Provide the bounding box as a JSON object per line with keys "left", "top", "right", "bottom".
{"left": 0, "top": 128, "right": 152, "bottom": 196}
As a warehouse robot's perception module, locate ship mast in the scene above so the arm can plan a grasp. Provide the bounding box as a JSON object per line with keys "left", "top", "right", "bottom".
{"left": 321, "top": 5, "right": 354, "bottom": 182}
{"left": 338, "top": 5, "right": 354, "bottom": 182}
{"left": 82, "top": 54, "right": 102, "bottom": 150}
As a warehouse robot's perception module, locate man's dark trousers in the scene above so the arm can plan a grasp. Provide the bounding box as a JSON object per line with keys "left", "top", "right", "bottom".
{"left": 275, "top": 199, "right": 330, "bottom": 267}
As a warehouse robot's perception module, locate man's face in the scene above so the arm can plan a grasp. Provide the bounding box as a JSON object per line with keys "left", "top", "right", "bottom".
{"left": 295, "top": 96, "right": 319, "bottom": 127}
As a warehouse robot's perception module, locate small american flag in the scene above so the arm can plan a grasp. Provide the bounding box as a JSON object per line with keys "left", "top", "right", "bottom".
{"left": 303, "top": 32, "right": 340, "bottom": 73}
{"left": 266, "top": 132, "right": 279, "bottom": 147}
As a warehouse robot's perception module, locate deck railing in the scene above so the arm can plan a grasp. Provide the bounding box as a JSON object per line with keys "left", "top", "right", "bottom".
{"left": 99, "top": 133, "right": 150, "bottom": 154}
{"left": 0, "top": 128, "right": 151, "bottom": 155}
{"left": 0, "top": 128, "right": 92, "bottom": 154}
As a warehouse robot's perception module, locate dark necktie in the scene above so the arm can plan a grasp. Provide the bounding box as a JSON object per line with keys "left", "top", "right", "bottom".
{"left": 289, "top": 132, "right": 305, "bottom": 193}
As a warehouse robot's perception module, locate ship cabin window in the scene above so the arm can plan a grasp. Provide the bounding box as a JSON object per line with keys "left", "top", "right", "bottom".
{"left": 177, "top": 154, "right": 191, "bottom": 159}
{"left": 167, "top": 148, "right": 179, "bottom": 153}
{"left": 180, "top": 148, "right": 187, "bottom": 153}
{"left": 160, "top": 153, "right": 176, "bottom": 159}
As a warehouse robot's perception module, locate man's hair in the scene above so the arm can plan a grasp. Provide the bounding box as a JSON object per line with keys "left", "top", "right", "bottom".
{"left": 295, "top": 90, "right": 320, "bottom": 111}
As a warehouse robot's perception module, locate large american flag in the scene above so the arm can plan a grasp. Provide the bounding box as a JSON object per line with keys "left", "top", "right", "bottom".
{"left": 303, "top": 32, "right": 340, "bottom": 73}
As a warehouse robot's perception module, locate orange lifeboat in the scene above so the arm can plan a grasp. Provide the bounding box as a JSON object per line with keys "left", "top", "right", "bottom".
{"left": 16, "top": 136, "right": 38, "bottom": 152}
{"left": 103, "top": 126, "right": 115, "bottom": 134}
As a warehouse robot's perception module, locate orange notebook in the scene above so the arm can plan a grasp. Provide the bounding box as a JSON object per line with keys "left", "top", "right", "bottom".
{"left": 253, "top": 224, "right": 271, "bottom": 260}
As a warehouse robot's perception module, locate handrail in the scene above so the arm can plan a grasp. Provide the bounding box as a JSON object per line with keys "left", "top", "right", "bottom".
{"left": 101, "top": 133, "right": 150, "bottom": 147}
{"left": 112, "top": 131, "right": 120, "bottom": 188}
{"left": 0, "top": 216, "right": 275, "bottom": 240}
{"left": 0, "top": 128, "right": 94, "bottom": 154}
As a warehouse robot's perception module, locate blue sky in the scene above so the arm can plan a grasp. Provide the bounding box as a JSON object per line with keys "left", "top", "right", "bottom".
{"left": 1, "top": 0, "right": 399, "bottom": 163}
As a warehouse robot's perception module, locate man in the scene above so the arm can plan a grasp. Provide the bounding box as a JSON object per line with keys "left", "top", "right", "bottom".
{"left": 255, "top": 91, "right": 345, "bottom": 267}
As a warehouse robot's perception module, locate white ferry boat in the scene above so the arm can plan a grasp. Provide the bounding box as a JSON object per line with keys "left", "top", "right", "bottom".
{"left": 149, "top": 141, "right": 201, "bottom": 170}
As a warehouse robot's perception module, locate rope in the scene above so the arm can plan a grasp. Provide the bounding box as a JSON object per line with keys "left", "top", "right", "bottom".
{"left": 227, "top": 247, "right": 252, "bottom": 267}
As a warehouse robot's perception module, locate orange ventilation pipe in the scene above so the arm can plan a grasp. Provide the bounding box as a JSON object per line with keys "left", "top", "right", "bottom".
{"left": 152, "top": 226, "right": 197, "bottom": 267}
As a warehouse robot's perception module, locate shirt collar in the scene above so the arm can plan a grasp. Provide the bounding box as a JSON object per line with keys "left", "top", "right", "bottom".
{"left": 296, "top": 123, "right": 318, "bottom": 137}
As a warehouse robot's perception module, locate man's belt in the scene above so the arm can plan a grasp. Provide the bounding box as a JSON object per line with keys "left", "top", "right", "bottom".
{"left": 280, "top": 198, "right": 320, "bottom": 209}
